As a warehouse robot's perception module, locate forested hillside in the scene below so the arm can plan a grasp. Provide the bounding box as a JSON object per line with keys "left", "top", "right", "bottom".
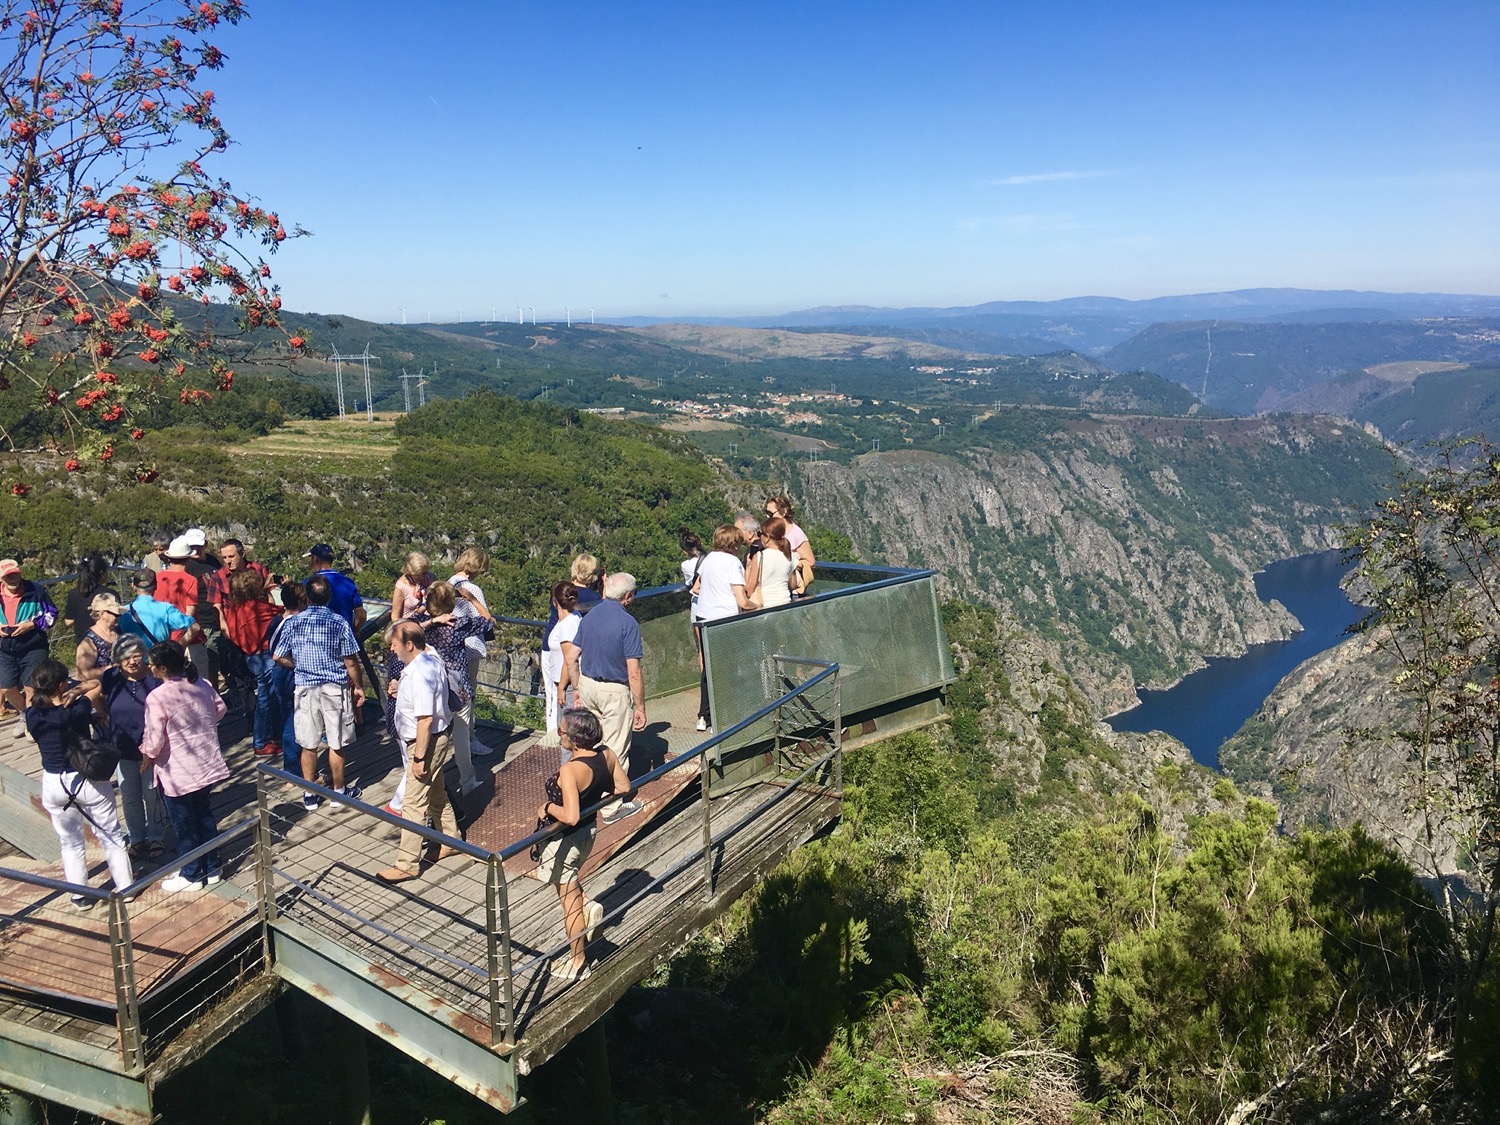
{"left": 0, "top": 389, "right": 729, "bottom": 613}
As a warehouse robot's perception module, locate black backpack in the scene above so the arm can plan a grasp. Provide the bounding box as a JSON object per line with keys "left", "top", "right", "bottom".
{"left": 67, "top": 736, "right": 122, "bottom": 783}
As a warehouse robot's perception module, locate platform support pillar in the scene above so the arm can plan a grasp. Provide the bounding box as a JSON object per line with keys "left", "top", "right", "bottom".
{"left": 577, "top": 1020, "right": 613, "bottom": 1119}
{"left": 275, "top": 987, "right": 304, "bottom": 1060}
{"left": 334, "top": 1014, "right": 371, "bottom": 1125}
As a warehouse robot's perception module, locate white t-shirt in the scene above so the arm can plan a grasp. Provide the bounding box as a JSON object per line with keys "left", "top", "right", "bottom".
{"left": 547, "top": 610, "right": 581, "bottom": 653}
{"left": 695, "top": 551, "right": 745, "bottom": 622}
{"left": 394, "top": 649, "right": 450, "bottom": 744}
{"left": 757, "top": 548, "right": 797, "bottom": 607}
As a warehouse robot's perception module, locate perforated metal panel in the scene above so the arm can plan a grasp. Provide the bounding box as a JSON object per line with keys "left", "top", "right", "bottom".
{"left": 701, "top": 573, "right": 953, "bottom": 754}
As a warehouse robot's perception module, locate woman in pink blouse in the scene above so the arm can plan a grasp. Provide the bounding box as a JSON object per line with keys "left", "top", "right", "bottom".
{"left": 141, "top": 641, "right": 229, "bottom": 893}
{"left": 391, "top": 551, "right": 435, "bottom": 620}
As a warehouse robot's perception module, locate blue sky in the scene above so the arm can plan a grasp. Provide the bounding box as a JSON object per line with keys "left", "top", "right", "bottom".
{"left": 205, "top": 1, "right": 1500, "bottom": 321}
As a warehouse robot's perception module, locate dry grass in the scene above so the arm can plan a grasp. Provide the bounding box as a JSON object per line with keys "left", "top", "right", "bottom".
{"left": 1362, "top": 360, "right": 1467, "bottom": 384}
{"left": 229, "top": 416, "right": 399, "bottom": 462}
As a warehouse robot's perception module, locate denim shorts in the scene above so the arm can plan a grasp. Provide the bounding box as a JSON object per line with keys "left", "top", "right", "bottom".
{"left": 0, "top": 632, "right": 49, "bottom": 690}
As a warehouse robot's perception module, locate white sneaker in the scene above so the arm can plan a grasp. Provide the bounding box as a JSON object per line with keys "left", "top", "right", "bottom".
{"left": 204, "top": 874, "right": 222, "bottom": 886}
{"left": 695, "top": 716, "right": 708, "bottom": 732}
{"left": 584, "top": 899, "right": 604, "bottom": 943}
{"left": 160, "top": 875, "right": 201, "bottom": 894}
{"left": 602, "top": 800, "right": 643, "bottom": 825}
{"left": 555, "top": 959, "right": 591, "bottom": 984}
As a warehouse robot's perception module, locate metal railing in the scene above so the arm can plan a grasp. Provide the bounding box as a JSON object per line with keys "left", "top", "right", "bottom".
{"left": 251, "top": 766, "right": 519, "bottom": 1046}
{"left": 253, "top": 657, "right": 841, "bottom": 1051}
{"left": 0, "top": 816, "right": 261, "bottom": 1071}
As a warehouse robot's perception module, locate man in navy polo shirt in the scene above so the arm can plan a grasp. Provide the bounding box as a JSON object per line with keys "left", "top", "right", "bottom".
{"left": 304, "top": 543, "right": 366, "bottom": 631}
{"left": 562, "top": 571, "right": 645, "bottom": 822}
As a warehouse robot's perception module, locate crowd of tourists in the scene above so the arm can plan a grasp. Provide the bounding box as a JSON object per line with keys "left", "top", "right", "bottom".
{"left": 10, "top": 494, "right": 815, "bottom": 981}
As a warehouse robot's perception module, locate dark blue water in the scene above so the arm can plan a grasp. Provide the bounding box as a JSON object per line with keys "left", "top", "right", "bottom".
{"left": 1106, "top": 550, "right": 1363, "bottom": 768}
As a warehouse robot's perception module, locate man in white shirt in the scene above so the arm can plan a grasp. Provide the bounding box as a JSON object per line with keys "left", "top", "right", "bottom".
{"left": 377, "top": 621, "right": 462, "bottom": 883}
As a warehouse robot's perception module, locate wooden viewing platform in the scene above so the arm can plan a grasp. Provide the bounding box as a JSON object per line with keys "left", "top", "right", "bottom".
{"left": 0, "top": 564, "right": 954, "bottom": 1122}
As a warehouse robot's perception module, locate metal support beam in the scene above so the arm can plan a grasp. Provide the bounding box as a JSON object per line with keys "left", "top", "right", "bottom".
{"left": 0, "top": 1015, "right": 152, "bottom": 1125}
{"left": 270, "top": 919, "right": 518, "bottom": 1114}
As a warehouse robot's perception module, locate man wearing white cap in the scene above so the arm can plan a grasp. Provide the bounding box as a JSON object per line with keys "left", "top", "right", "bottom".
{"left": 153, "top": 538, "right": 211, "bottom": 676}
{"left": 182, "top": 529, "right": 223, "bottom": 680}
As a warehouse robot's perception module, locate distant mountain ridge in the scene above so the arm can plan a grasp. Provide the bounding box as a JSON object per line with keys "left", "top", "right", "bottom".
{"left": 1105, "top": 318, "right": 1500, "bottom": 415}
{"left": 609, "top": 289, "right": 1500, "bottom": 354}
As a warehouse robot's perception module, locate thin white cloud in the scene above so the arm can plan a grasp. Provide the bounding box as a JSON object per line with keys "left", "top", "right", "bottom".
{"left": 991, "top": 169, "right": 1115, "bottom": 187}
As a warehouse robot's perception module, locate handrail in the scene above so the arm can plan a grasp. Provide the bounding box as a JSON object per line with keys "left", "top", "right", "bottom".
{"left": 255, "top": 764, "right": 493, "bottom": 862}
{"left": 497, "top": 661, "right": 841, "bottom": 862}
{"left": 770, "top": 654, "right": 837, "bottom": 669}
{"left": 0, "top": 865, "right": 112, "bottom": 900}
{"left": 0, "top": 816, "right": 257, "bottom": 901}
{"left": 118, "top": 817, "right": 258, "bottom": 898}
{"left": 633, "top": 561, "right": 933, "bottom": 606}
{"left": 494, "top": 614, "right": 546, "bottom": 629}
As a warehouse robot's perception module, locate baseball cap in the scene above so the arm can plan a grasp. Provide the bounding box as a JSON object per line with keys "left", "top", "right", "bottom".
{"left": 304, "top": 543, "right": 335, "bottom": 562}
{"left": 0, "top": 559, "right": 20, "bottom": 579}
{"left": 183, "top": 528, "right": 207, "bottom": 548}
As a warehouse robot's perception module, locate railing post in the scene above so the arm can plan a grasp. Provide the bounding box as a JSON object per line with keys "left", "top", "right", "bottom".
{"left": 108, "top": 896, "right": 145, "bottom": 1071}
{"left": 700, "top": 745, "right": 715, "bottom": 903}
{"left": 832, "top": 667, "right": 843, "bottom": 792}
{"left": 486, "top": 854, "right": 518, "bottom": 1048}
{"left": 254, "top": 768, "right": 278, "bottom": 967}
{"left": 772, "top": 657, "right": 785, "bottom": 778}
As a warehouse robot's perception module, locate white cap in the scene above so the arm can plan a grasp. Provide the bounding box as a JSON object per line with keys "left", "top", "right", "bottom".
{"left": 166, "top": 535, "right": 194, "bottom": 560}
{"left": 183, "top": 527, "right": 207, "bottom": 547}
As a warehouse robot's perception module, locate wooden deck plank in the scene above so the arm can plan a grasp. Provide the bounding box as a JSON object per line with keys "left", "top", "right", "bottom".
{"left": 0, "top": 877, "right": 254, "bottom": 1008}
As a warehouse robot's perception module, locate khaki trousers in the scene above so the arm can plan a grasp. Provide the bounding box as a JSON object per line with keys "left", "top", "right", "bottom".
{"left": 396, "top": 728, "right": 459, "bottom": 869}
{"left": 577, "top": 674, "right": 633, "bottom": 815}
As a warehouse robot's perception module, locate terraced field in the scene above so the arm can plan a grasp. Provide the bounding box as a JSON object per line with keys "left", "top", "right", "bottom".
{"left": 230, "top": 416, "right": 400, "bottom": 461}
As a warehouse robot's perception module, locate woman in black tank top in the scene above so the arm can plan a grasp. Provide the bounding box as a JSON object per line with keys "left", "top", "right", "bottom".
{"left": 535, "top": 707, "right": 631, "bottom": 983}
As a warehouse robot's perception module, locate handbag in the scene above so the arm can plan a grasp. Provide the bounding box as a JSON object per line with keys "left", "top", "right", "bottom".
{"left": 528, "top": 815, "right": 549, "bottom": 862}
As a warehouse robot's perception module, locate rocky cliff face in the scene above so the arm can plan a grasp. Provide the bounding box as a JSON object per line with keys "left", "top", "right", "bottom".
{"left": 798, "top": 414, "right": 1384, "bottom": 711}
{"left": 1220, "top": 621, "right": 1470, "bottom": 875}
{"left": 944, "top": 602, "right": 1235, "bottom": 836}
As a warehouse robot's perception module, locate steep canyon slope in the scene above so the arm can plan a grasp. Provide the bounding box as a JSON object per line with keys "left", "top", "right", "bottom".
{"left": 798, "top": 411, "right": 1393, "bottom": 712}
